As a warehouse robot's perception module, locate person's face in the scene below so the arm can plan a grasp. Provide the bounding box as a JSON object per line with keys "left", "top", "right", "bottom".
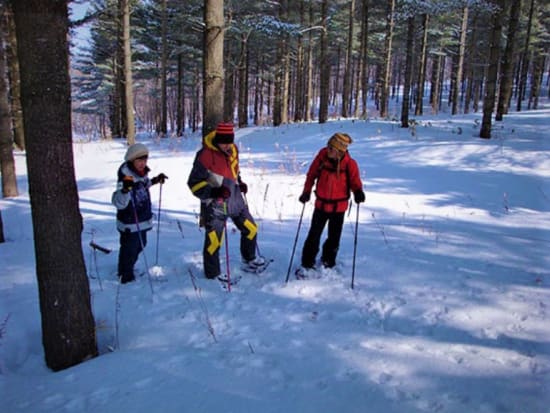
{"left": 132, "top": 155, "right": 148, "bottom": 173}
{"left": 327, "top": 145, "right": 343, "bottom": 160}
{"left": 218, "top": 143, "right": 232, "bottom": 154}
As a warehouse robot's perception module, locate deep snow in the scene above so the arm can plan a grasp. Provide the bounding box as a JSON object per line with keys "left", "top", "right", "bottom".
{"left": 1, "top": 104, "right": 549, "bottom": 413}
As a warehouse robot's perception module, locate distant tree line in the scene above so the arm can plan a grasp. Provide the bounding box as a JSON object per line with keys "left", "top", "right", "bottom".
{"left": 67, "top": 0, "right": 549, "bottom": 142}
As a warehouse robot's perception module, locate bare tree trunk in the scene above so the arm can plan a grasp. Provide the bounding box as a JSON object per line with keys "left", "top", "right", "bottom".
{"left": 159, "top": 0, "right": 167, "bottom": 136}
{"left": 452, "top": 6, "right": 468, "bottom": 115}
{"left": 319, "top": 0, "right": 330, "bottom": 123}
{"left": 294, "top": 0, "right": 305, "bottom": 122}
{"left": 400, "top": 16, "right": 414, "bottom": 128}
{"left": 379, "top": 0, "right": 395, "bottom": 118}
{"left": 356, "top": 0, "right": 369, "bottom": 118}
{"left": 341, "top": 0, "right": 355, "bottom": 118}
{"left": 516, "top": 0, "right": 534, "bottom": 112}
{"left": 305, "top": 1, "right": 314, "bottom": 122}
{"left": 237, "top": 33, "right": 249, "bottom": 128}
{"left": 0, "top": 210, "right": 4, "bottom": 243}
{"left": 0, "top": 8, "right": 18, "bottom": 198}
{"left": 12, "top": 0, "right": 98, "bottom": 371}
{"left": 415, "top": 13, "right": 429, "bottom": 116}
{"left": 3, "top": 4, "right": 24, "bottom": 150}
{"left": 480, "top": 0, "right": 505, "bottom": 139}
{"left": 203, "top": 0, "right": 224, "bottom": 136}
{"left": 528, "top": 53, "right": 544, "bottom": 109}
{"left": 496, "top": 0, "right": 522, "bottom": 120}
{"left": 122, "top": 0, "right": 135, "bottom": 144}
{"left": 176, "top": 50, "right": 184, "bottom": 136}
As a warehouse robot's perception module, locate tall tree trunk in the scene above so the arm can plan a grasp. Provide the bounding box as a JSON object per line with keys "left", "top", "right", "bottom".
{"left": 237, "top": 34, "right": 248, "bottom": 128}
{"left": 203, "top": 0, "right": 224, "bottom": 136}
{"left": 294, "top": 0, "right": 305, "bottom": 122}
{"left": 379, "top": 0, "right": 395, "bottom": 118}
{"left": 0, "top": 8, "right": 18, "bottom": 198}
{"left": 496, "top": 0, "right": 522, "bottom": 120}
{"left": 0, "top": 209, "right": 4, "bottom": 243}
{"left": 480, "top": 0, "right": 505, "bottom": 139}
{"left": 305, "top": 1, "right": 314, "bottom": 122}
{"left": 452, "top": 6, "right": 468, "bottom": 115}
{"left": 415, "top": 13, "right": 429, "bottom": 116}
{"left": 341, "top": 0, "right": 355, "bottom": 118}
{"left": 400, "top": 16, "right": 414, "bottom": 128}
{"left": 318, "top": 0, "right": 329, "bottom": 123}
{"left": 176, "top": 50, "right": 184, "bottom": 136}
{"left": 159, "top": 0, "right": 167, "bottom": 136}
{"left": 528, "top": 53, "right": 544, "bottom": 109}
{"left": 4, "top": 4, "right": 24, "bottom": 150}
{"left": 516, "top": 0, "right": 535, "bottom": 112}
{"left": 122, "top": 0, "right": 135, "bottom": 144}
{"left": 12, "top": 0, "right": 98, "bottom": 371}
{"left": 357, "top": 0, "right": 369, "bottom": 118}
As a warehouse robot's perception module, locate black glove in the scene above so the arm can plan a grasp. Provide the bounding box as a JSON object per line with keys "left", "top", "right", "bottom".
{"left": 239, "top": 182, "right": 248, "bottom": 194}
{"left": 299, "top": 192, "right": 310, "bottom": 204}
{"left": 353, "top": 189, "right": 365, "bottom": 203}
{"left": 152, "top": 173, "right": 168, "bottom": 185}
{"left": 211, "top": 186, "right": 230, "bottom": 199}
{"left": 121, "top": 176, "right": 134, "bottom": 193}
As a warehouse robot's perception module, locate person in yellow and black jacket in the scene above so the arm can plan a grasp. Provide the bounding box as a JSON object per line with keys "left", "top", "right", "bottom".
{"left": 187, "top": 123, "right": 264, "bottom": 280}
{"left": 296, "top": 132, "right": 365, "bottom": 277}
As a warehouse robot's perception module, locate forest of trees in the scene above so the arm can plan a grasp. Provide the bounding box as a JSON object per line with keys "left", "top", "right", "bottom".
{"left": 0, "top": 0, "right": 548, "bottom": 371}
{"left": 65, "top": 0, "right": 549, "bottom": 142}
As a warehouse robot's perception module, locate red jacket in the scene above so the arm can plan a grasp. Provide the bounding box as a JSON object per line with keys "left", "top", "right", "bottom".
{"left": 302, "top": 148, "right": 363, "bottom": 213}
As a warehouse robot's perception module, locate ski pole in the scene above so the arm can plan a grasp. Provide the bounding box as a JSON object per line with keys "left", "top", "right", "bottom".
{"left": 285, "top": 202, "right": 306, "bottom": 283}
{"left": 155, "top": 181, "right": 164, "bottom": 266}
{"left": 351, "top": 203, "right": 360, "bottom": 290}
{"left": 223, "top": 201, "right": 232, "bottom": 292}
{"left": 129, "top": 193, "right": 154, "bottom": 297}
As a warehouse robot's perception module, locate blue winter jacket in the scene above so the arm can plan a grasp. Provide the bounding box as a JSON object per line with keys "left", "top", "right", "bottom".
{"left": 111, "top": 162, "right": 153, "bottom": 232}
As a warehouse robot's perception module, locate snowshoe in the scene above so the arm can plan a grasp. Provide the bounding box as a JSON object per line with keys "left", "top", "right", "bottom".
{"left": 241, "top": 256, "right": 273, "bottom": 274}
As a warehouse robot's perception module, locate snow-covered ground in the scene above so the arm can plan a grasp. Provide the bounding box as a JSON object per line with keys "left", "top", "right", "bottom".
{"left": 1, "top": 105, "right": 549, "bottom": 413}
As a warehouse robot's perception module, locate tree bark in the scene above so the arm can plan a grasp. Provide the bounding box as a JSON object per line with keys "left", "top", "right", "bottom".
{"left": 159, "top": 0, "right": 168, "bottom": 136}
{"left": 0, "top": 7, "right": 18, "bottom": 198}
{"left": 496, "top": 0, "right": 521, "bottom": 120}
{"left": 318, "top": 0, "right": 329, "bottom": 123}
{"left": 203, "top": 0, "right": 224, "bottom": 136}
{"left": 516, "top": 0, "right": 535, "bottom": 112}
{"left": 11, "top": 0, "right": 98, "bottom": 371}
{"left": 122, "top": 0, "right": 135, "bottom": 143}
{"left": 452, "top": 6, "right": 468, "bottom": 115}
{"left": 379, "top": 0, "right": 395, "bottom": 118}
{"left": 341, "top": 0, "right": 355, "bottom": 118}
{"left": 400, "top": 16, "right": 414, "bottom": 128}
{"left": 3, "top": 4, "right": 24, "bottom": 150}
{"left": 480, "top": 0, "right": 505, "bottom": 139}
{"left": 415, "top": 13, "right": 429, "bottom": 116}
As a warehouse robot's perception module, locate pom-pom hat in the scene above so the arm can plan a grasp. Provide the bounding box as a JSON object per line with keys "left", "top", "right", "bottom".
{"left": 214, "top": 122, "right": 235, "bottom": 144}
{"left": 125, "top": 143, "right": 149, "bottom": 161}
{"left": 327, "top": 132, "right": 352, "bottom": 153}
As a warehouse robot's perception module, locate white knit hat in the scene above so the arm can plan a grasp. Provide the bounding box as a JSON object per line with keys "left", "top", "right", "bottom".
{"left": 124, "top": 143, "right": 149, "bottom": 161}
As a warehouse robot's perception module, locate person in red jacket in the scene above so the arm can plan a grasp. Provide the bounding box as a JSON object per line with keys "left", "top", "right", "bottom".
{"left": 296, "top": 132, "right": 365, "bottom": 277}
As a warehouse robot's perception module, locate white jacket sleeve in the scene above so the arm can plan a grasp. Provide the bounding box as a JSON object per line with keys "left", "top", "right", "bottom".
{"left": 111, "top": 182, "right": 131, "bottom": 210}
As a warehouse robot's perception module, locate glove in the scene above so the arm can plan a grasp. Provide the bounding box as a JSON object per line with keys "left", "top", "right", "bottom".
{"left": 152, "top": 173, "right": 168, "bottom": 185}
{"left": 121, "top": 176, "right": 134, "bottom": 193}
{"left": 299, "top": 192, "right": 310, "bottom": 204}
{"left": 353, "top": 189, "right": 365, "bottom": 203}
{"left": 239, "top": 182, "right": 248, "bottom": 194}
{"left": 211, "top": 185, "right": 230, "bottom": 200}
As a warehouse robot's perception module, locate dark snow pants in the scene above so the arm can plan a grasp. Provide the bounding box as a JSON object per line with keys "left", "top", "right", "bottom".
{"left": 202, "top": 201, "right": 257, "bottom": 279}
{"left": 118, "top": 229, "right": 148, "bottom": 283}
{"left": 301, "top": 208, "right": 345, "bottom": 269}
